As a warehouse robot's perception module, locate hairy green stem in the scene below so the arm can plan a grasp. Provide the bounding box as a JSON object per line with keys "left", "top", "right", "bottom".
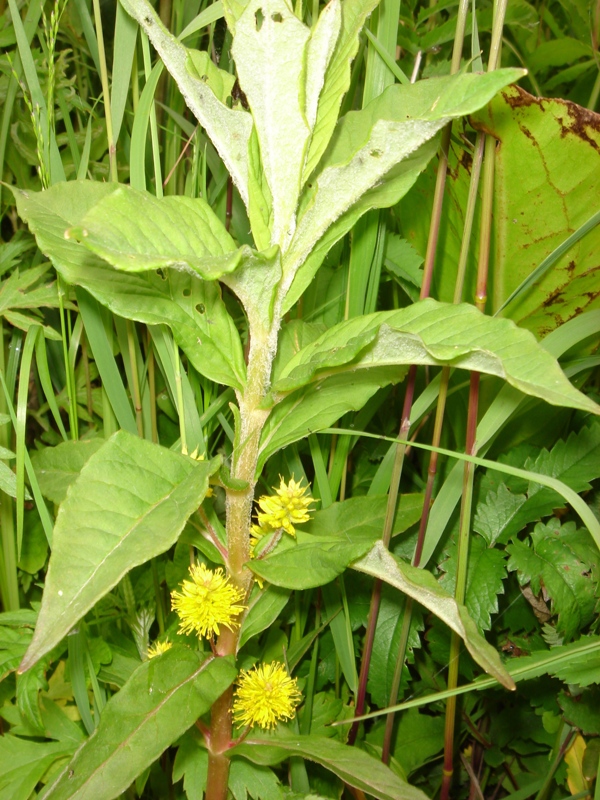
{"left": 205, "top": 311, "right": 280, "bottom": 797}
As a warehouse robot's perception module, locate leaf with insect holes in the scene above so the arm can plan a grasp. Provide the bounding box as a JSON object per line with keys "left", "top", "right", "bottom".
{"left": 232, "top": 0, "right": 311, "bottom": 250}
{"left": 11, "top": 182, "right": 247, "bottom": 390}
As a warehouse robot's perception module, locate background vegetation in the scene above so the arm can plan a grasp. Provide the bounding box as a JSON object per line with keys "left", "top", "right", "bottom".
{"left": 0, "top": 0, "right": 599, "bottom": 798}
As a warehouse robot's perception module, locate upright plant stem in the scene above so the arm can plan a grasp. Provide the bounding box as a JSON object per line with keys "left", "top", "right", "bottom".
{"left": 440, "top": 4, "right": 507, "bottom": 795}
{"left": 92, "top": 0, "right": 118, "bottom": 182}
{"left": 381, "top": 132, "right": 486, "bottom": 761}
{"left": 205, "top": 311, "right": 281, "bottom": 799}
{"left": 350, "top": 0, "right": 471, "bottom": 751}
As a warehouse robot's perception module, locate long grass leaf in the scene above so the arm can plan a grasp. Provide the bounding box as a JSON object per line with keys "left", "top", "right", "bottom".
{"left": 322, "top": 428, "right": 600, "bottom": 549}
{"left": 76, "top": 288, "right": 137, "bottom": 435}
{"left": 16, "top": 326, "right": 40, "bottom": 560}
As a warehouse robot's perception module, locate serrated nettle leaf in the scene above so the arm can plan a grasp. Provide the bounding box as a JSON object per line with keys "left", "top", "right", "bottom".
{"left": 20, "top": 432, "right": 221, "bottom": 672}
{"left": 303, "top": 0, "right": 380, "bottom": 182}
{"left": 304, "top": 0, "right": 342, "bottom": 131}
{"left": 67, "top": 185, "right": 244, "bottom": 281}
{"left": 119, "top": 0, "right": 252, "bottom": 206}
{"left": 439, "top": 536, "right": 507, "bottom": 633}
{"left": 12, "top": 183, "right": 247, "bottom": 389}
{"left": 270, "top": 298, "right": 600, "bottom": 415}
{"left": 353, "top": 542, "right": 515, "bottom": 689}
{"left": 507, "top": 519, "right": 597, "bottom": 640}
{"left": 286, "top": 69, "right": 525, "bottom": 280}
{"left": 249, "top": 495, "right": 423, "bottom": 588}
{"left": 232, "top": 0, "right": 310, "bottom": 250}
{"left": 40, "top": 650, "right": 237, "bottom": 800}
{"left": 258, "top": 368, "right": 408, "bottom": 470}
{"left": 232, "top": 731, "right": 429, "bottom": 800}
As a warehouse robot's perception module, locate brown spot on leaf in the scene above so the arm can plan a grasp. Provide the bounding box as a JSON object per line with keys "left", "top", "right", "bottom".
{"left": 503, "top": 86, "right": 546, "bottom": 111}
{"left": 558, "top": 103, "right": 600, "bottom": 154}
{"left": 542, "top": 288, "right": 566, "bottom": 308}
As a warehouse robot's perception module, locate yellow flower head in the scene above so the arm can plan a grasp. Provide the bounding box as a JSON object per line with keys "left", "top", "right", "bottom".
{"left": 233, "top": 661, "right": 302, "bottom": 730}
{"left": 255, "top": 476, "right": 314, "bottom": 537}
{"left": 171, "top": 563, "right": 246, "bottom": 639}
{"left": 147, "top": 639, "right": 173, "bottom": 659}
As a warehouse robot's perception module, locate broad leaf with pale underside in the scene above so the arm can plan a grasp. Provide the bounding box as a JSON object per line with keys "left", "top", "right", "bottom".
{"left": 283, "top": 68, "right": 525, "bottom": 297}
{"left": 119, "top": 0, "right": 252, "bottom": 205}
{"left": 11, "top": 182, "right": 247, "bottom": 390}
{"left": 20, "top": 432, "right": 220, "bottom": 672}
{"left": 353, "top": 542, "right": 514, "bottom": 689}
{"left": 232, "top": 0, "right": 310, "bottom": 250}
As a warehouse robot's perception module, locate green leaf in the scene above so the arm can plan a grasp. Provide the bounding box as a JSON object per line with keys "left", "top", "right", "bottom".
{"left": 250, "top": 494, "right": 423, "bottom": 588}
{"left": 439, "top": 536, "right": 507, "bottom": 633}
{"left": 422, "top": 86, "right": 600, "bottom": 336}
{"left": 31, "top": 438, "right": 105, "bottom": 505}
{"left": 366, "top": 708, "right": 444, "bottom": 777}
{"left": 0, "top": 736, "right": 74, "bottom": 800}
{"left": 12, "top": 182, "right": 247, "bottom": 389}
{"left": 507, "top": 520, "right": 598, "bottom": 640}
{"left": 229, "top": 759, "right": 284, "bottom": 800}
{"left": 559, "top": 687, "right": 600, "bottom": 735}
{"left": 304, "top": 0, "right": 342, "bottom": 135}
{"left": 232, "top": 732, "right": 429, "bottom": 800}
{"left": 186, "top": 49, "right": 236, "bottom": 105}
{"left": 270, "top": 298, "right": 598, "bottom": 415}
{"left": 172, "top": 732, "right": 208, "bottom": 800}
{"left": 499, "top": 421, "right": 600, "bottom": 541}
{"left": 239, "top": 584, "right": 291, "bottom": 648}
{"left": 367, "top": 589, "right": 423, "bottom": 707}
{"left": 20, "top": 432, "right": 220, "bottom": 672}
{"left": 286, "top": 69, "right": 525, "bottom": 289}
{"left": 284, "top": 140, "right": 437, "bottom": 313}
{"left": 473, "top": 483, "right": 527, "bottom": 546}
{"left": 232, "top": 0, "right": 311, "bottom": 250}
{"left": 352, "top": 541, "right": 515, "bottom": 689}
{"left": 303, "top": 0, "right": 380, "bottom": 182}
{"left": 259, "top": 368, "right": 408, "bottom": 470}
{"left": 40, "top": 649, "right": 237, "bottom": 800}
{"left": 119, "top": 0, "right": 253, "bottom": 206}
{"left": 0, "top": 460, "right": 28, "bottom": 500}
{"left": 68, "top": 185, "right": 245, "bottom": 280}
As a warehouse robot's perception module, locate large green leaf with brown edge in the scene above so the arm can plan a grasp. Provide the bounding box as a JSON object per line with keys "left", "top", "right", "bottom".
{"left": 40, "top": 650, "right": 237, "bottom": 800}
{"left": 399, "top": 86, "right": 600, "bottom": 337}
{"left": 20, "top": 432, "right": 220, "bottom": 672}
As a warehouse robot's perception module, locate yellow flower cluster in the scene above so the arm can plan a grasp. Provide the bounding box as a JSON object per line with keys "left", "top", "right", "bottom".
{"left": 252, "top": 477, "right": 314, "bottom": 552}
{"left": 147, "top": 639, "right": 172, "bottom": 659}
{"left": 233, "top": 662, "right": 302, "bottom": 730}
{"left": 171, "top": 563, "right": 246, "bottom": 639}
